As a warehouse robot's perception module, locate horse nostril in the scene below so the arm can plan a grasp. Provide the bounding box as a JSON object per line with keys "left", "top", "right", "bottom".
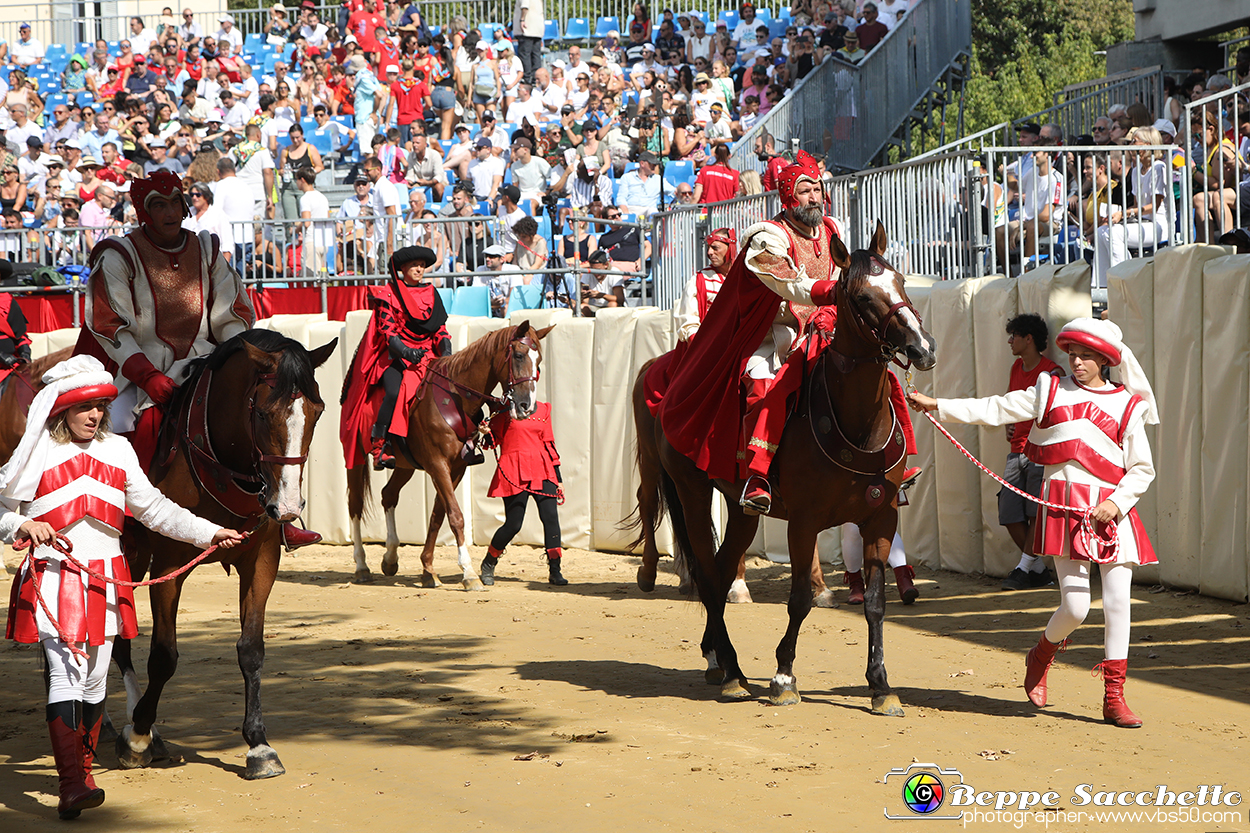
{"left": 266, "top": 504, "right": 281, "bottom": 520}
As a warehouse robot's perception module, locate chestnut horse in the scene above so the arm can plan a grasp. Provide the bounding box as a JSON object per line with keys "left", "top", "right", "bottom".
{"left": 633, "top": 224, "right": 935, "bottom": 713}
{"left": 0, "top": 347, "right": 72, "bottom": 465}
{"left": 112, "top": 329, "right": 337, "bottom": 779}
{"left": 347, "top": 321, "right": 553, "bottom": 588}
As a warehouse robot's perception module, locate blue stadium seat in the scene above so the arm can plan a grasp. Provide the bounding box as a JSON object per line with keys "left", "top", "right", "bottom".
{"left": 756, "top": 9, "right": 773, "bottom": 24}
{"left": 45, "top": 44, "right": 68, "bottom": 63}
{"left": 46, "top": 93, "right": 70, "bottom": 110}
{"left": 76, "top": 91, "right": 95, "bottom": 108}
{"left": 308, "top": 128, "right": 334, "bottom": 156}
{"left": 478, "top": 22, "right": 503, "bottom": 41}
{"left": 564, "top": 18, "right": 590, "bottom": 42}
{"left": 429, "top": 25, "right": 441, "bottom": 37}
{"left": 506, "top": 284, "right": 541, "bottom": 314}
{"left": 476, "top": 200, "right": 492, "bottom": 214}
{"left": 76, "top": 42, "right": 93, "bottom": 55}
{"left": 768, "top": 21, "right": 788, "bottom": 40}
{"left": 664, "top": 159, "right": 694, "bottom": 186}
{"left": 439, "top": 139, "right": 454, "bottom": 155}
{"left": 245, "top": 33, "right": 265, "bottom": 51}
{"left": 437, "top": 287, "right": 455, "bottom": 310}
{"left": 544, "top": 19, "right": 561, "bottom": 40}
{"left": 301, "top": 116, "right": 317, "bottom": 133}
{"left": 450, "top": 285, "right": 490, "bottom": 316}
{"left": 595, "top": 16, "right": 620, "bottom": 38}
{"left": 333, "top": 114, "right": 355, "bottom": 130}
{"left": 719, "top": 10, "right": 739, "bottom": 30}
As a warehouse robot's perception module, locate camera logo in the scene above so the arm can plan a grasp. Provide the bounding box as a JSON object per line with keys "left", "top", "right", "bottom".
{"left": 884, "top": 763, "right": 965, "bottom": 821}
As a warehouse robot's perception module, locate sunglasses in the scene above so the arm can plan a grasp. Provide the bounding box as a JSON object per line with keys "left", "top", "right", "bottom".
{"left": 189, "top": 191, "right": 205, "bottom": 197}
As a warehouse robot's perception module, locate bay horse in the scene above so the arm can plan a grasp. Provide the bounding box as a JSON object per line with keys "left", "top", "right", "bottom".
{"left": 0, "top": 347, "right": 73, "bottom": 465}
{"left": 112, "top": 329, "right": 337, "bottom": 779}
{"left": 346, "top": 321, "right": 553, "bottom": 588}
{"left": 634, "top": 223, "right": 935, "bottom": 713}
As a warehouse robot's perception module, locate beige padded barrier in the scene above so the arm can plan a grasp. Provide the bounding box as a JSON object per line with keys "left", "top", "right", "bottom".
{"left": 303, "top": 318, "right": 352, "bottom": 546}
{"left": 1200, "top": 255, "right": 1250, "bottom": 602}
{"left": 1106, "top": 257, "right": 1159, "bottom": 586}
{"left": 970, "top": 277, "right": 1020, "bottom": 577}
{"left": 44, "top": 328, "right": 81, "bottom": 355}
{"left": 900, "top": 278, "right": 939, "bottom": 569}
{"left": 591, "top": 308, "right": 648, "bottom": 551}
{"left": 928, "top": 278, "right": 983, "bottom": 573}
{"left": 1152, "top": 245, "right": 1226, "bottom": 590}
{"left": 632, "top": 308, "right": 677, "bottom": 556}
{"left": 1016, "top": 263, "right": 1094, "bottom": 368}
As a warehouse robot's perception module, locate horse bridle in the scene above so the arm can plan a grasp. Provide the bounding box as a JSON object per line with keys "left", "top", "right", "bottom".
{"left": 253, "top": 373, "right": 309, "bottom": 467}
{"left": 835, "top": 257, "right": 923, "bottom": 370}
{"left": 425, "top": 333, "right": 540, "bottom": 415}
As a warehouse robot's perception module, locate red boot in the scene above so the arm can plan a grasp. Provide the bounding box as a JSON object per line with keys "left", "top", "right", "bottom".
{"left": 80, "top": 701, "right": 105, "bottom": 792}
{"left": 1023, "top": 635, "right": 1063, "bottom": 707}
{"left": 843, "top": 570, "right": 865, "bottom": 605}
{"left": 281, "top": 523, "right": 323, "bottom": 552}
{"left": 48, "top": 705, "right": 105, "bottom": 820}
{"left": 1095, "top": 659, "right": 1143, "bottom": 728}
{"left": 893, "top": 565, "right": 919, "bottom": 604}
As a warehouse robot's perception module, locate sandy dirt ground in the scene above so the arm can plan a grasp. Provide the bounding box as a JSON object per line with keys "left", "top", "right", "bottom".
{"left": 1, "top": 542, "right": 1248, "bottom": 833}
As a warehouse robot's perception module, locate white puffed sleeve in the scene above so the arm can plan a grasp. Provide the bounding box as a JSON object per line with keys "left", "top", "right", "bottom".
{"left": 673, "top": 275, "right": 701, "bottom": 342}
{"left": 937, "top": 373, "right": 1052, "bottom": 428}
{"left": 741, "top": 221, "right": 821, "bottom": 306}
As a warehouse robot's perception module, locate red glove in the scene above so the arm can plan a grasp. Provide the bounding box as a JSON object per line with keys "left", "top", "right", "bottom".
{"left": 122, "top": 354, "right": 177, "bottom": 405}
{"left": 811, "top": 279, "right": 837, "bottom": 306}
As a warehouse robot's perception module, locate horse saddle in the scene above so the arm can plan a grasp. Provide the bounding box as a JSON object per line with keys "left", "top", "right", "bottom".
{"left": 430, "top": 386, "right": 486, "bottom": 465}
{"left": 808, "top": 352, "right": 908, "bottom": 509}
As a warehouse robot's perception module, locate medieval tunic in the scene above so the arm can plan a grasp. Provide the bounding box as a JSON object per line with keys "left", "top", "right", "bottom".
{"left": 937, "top": 373, "right": 1156, "bottom": 565}
{"left": 673, "top": 268, "right": 726, "bottom": 343}
{"left": 487, "top": 402, "right": 560, "bottom": 498}
{"left": 2, "top": 435, "right": 222, "bottom": 645}
{"left": 85, "top": 228, "right": 254, "bottom": 432}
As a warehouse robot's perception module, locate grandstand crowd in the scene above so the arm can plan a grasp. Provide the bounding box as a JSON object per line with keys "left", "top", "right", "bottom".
{"left": 0, "top": 0, "right": 923, "bottom": 313}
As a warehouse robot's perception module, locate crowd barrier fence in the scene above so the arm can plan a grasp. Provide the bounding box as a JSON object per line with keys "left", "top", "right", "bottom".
{"left": 1017, "top": 66, "right": 1166, "bottom": 143}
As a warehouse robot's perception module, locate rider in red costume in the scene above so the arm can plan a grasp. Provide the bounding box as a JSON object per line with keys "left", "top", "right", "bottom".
{"left": 78, "top": 171, "right": 321, "bottom": 550}
{"left": 0, "top": 290, "right": 32, "bottom": 379}
{"left": 658, "top": 151, "right": 916, "bottom": 514}
{"left": 339, "top": 245, "right": 451, "bottom": 470}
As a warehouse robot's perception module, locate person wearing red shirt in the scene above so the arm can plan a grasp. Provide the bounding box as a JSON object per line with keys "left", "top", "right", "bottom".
{"left": 373, "top": 25, "right": 400, "bottom": 72}
{"left": 692, "top": 145, "right": 741, "bottom": 204}
{"left": 999, "top": 313, "right": 1064, "bottom": 591}
{"left": 411, "top": 39, "right": 439, "bottom": 90}
{"left": 854, "top": 2, "right": 890, "bottom": 51}
{"left": 328, "top": 65, "right": 355, "bottom": 116}
{"left": 479, "top": 398, "right": 569, "bottom": 587}
{"left": 348, "top": 7, "right": 386, "bottom": 53}
{"left": 386, "top": 58, "right": 432, "bottom": 146}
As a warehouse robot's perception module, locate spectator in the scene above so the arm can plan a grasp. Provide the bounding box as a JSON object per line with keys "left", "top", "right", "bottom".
{"left": 311, "top": 105, "right": 356, "bottom": 162}
{"left": 628, "top": 2, "right": 653, "bottom": 40}
{"left": 705, "top": 102, "right": 733, "bottom": 145}
{"left": 740, "top": 67, "right": 770, "bottom": 114}
{"left": 444, "top": 123, "right": 475, "bottom": 179}
{"left": 439, "top": 181, "right": 490, "bottom": 272}
{"left": 180, "top": 7, "right": 204, "bottom": 45}
{"left": 998, "top": 148, "right": 1063, "bottom": 260}
{"left": 1191, "top": 108, "right": 1238, "bottom": 243}
{"left": 62, "top": 55, "right": 90, "bottom": 93}
{"left": 216, "top": 14, "right": 243, "bottom": 55}
{"left": 616, "top": 151, "right": 662, "bottom": 216}
{"left": 363, "top": 154, "right": 402, "bottom": 268}
{"left": 554, "top": 154, "right": 612, "bottom": 210}
{"left": 1093, "top": 127, "right": 1172, "bottom": 286}
{"left": 509, "top": 137, "right": 551, "bottom": 212}
{"left": 294, "top": 167, "right": 331, "bottom": 276}
{"left": 580, "top": 249, "right": 625, "bottom": 316}
{"left": 876, "top": 0, "right": 909, "bottom": 28}
{"left": 533, "top": 67, "right": 565, "bottom": 116}
{"left": 687, "top": 17, "right": 713, "bottom": 64}
{"left": 347, "top": 55, "right": 386, "bottom": 160}
{"left": 265, "top": 4, "right": 292, "bottom": 43}
{"left": 143, "top": 141, "right": 185, "bottom": 176}
{"left": 214, "top": 156, "right": 254, "bottom": 263}
{"left": 407, "top": 132, "right": 446, "bottom": 202}
{"left": 336, "top": 177, "right": 371, "bottom": 274}
{"left": 690, "top": 72, "right": 719, "bottom": 123}
{"left": 693, "top": 145, "right": 740, "bottom": 204}
{"left": 506, "top": 82, "right": 544, "bottom": 124}
{"left": 496, "top": 41, "right": 524, "bottom": 115}
{"left": 231, "top": 123, "right": 276, "bottom": 258}
{"left": 1091, "top": 117, "right": 1113, "bottom": 146}
{"left": 183, "top": 181, "right": 235, "bottom": 261}
{"left": 733, "top": 3, "right": 761, "bottom": 50}
{"left": 656, "top": 19, "right": 685, "bottom": 56}
{"left": 476, "top": 243, "right": 523, "bottom": 316}
{"left": 512, "top": 215, "right": 548, "bottom": 275}
{"left": 10, "top": 23, "right": 44, "bottom": 68}
{"left": 467, "top": 136, "right": 505, "bottom": 201}
{"left": 496, "top": 184, "right": 526, "bottom": 255}
{"left": 0, "top": 164, "right": 26, "bottom": 215}
{"left": 855, "top": 3, "right": 889, "bottom": 51}
{"left": 129, "top": 16, "right": 157, "bottom": 56}
{"left": 6, "top": 105, "right": 41, "bottom": 150}
{"left": 418, "top": 209, "right": 451, "bottom": 275}
{"left": 470, "top": 42, "right": 502, "bottom": 121}
{"left": 512, "top": 0, "right": 545, "bottom": 85}
{"left": 79, "top": 183, "right": 117, "bottom": 245}
{"left": 836, "top": 30, "right": 865, "bottom": 63}
{"left": 43, "top": 105, "right": 80, "bottom": 148}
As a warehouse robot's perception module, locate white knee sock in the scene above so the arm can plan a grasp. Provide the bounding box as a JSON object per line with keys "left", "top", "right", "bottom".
{"left": 1043, "top": 558, "right": 1092, "bottom": 644}
{"left": 1099, "top": 562, "right": 1134, "bottom": 661}
{"left": 841, "top": 525, "right": 907, "bottom": 572}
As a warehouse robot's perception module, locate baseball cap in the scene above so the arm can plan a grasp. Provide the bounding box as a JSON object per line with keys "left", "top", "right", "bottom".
{"left": 588, "top": 249, "right": 610, "bottom": 265}
{"left": 385, "top": 64, "right": 400, "bottom": 74}
{"left": 561, "top": 104, "right": 575, "bottom": 115}
{"left": 474, "top": 136, "right": 493, "bottom": 149}
{"left": 475, "top": 41, "right": 489, "bottom": 50}
{"left": 454, "top": 123, "right": 471, "bottom": 133}
{"left": 1018, "top": 122, "right": 1042, "bottom": 136}
{"left": 481, "top": 110, "right": 496, "bottom": 122}
{"left": 552, "top": 59, "right": 566, "bottom": 69}
{"left": 218, "top": 13, "right": 234, "bottom": 22}
{"left": 1153, "top": 118, "right": 1177, "bottom": 137}
{"left": 641, "top": 43, "right": 655, "bottom": 53}
{"left": 134, "top": 55, "right": 146, "bottom": 64}
{"left": 484, "top": 244, "right": 507, "bottom": 257}
{"left": 500, "top": 184, "right": 521, "bottom": 203}
{"left": 511, "top": 136, "right": 533, "bottom": 150}
{"left": 26, "top": 136, "right": 43, "bottom": 147}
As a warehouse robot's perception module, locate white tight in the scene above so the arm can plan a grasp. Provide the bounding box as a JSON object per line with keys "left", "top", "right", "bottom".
{"left": 841, "top": 524, "right": 907, "bottom": 572}
{"left": 1044, "top": 559, "right": 1133, "bottom": 661}
{"left": 44, "top": 638, "right": 112, "bottom": 706}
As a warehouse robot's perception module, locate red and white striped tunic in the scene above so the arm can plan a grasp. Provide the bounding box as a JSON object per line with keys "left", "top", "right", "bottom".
{"left": 938, "top": 373, "right": 1156, "bottom": 565}
{"left": 2, "top": 435, "right": 222, "bottom": 645}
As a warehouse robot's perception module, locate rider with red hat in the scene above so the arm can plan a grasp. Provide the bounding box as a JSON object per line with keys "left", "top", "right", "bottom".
{"left": 674, "top": 227, "right": 736, "bottom": 343}
{"left": 79, "top": 171, "right": 322, "bottom": 550}
{"left": 659, "top": 151, "right": 916, "bottom": 514}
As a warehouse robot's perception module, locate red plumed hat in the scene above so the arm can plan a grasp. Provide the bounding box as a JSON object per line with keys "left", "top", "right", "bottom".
{"left": 777, "top": 149, "right": 822, "bottom": 209}
{"left": 131, "top": 171, "right": 188, "bottom": 226}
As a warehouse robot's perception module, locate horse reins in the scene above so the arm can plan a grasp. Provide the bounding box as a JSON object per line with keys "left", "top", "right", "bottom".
{"left": 833, "top": 259, "right": 923, "bottom": 371}
{"left": 903, "top": 370, "right": 1119, "bottom": 564}
{"left": 12, "top": 519, "right": 264, "bottom": 661}
{"left": 425, "top": 334, "right": 540, "bottom": 417}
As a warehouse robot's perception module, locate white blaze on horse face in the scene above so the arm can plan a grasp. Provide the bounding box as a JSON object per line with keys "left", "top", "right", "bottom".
{"left": 512, "top": 344, "right": 540, "bottom": 417}
{"left": 274, "top": 399, "right": 307, "bottom": 521}
{"left": 870, "top": 268, "right": 931, "bottom": 353}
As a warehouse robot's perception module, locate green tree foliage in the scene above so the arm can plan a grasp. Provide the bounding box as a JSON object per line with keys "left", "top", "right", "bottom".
{"left": 963, "top": 0, "right": 1135, "bottom": 133}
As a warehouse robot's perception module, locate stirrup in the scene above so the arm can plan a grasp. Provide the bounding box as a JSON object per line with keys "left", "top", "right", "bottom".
{"left": 739, "top": 475, "right": 772, "bottom": 515}
{"left": 899, "top": 466, "right": 923, "bottom": 492}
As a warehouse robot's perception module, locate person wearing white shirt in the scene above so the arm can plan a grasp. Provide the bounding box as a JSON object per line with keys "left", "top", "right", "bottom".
{"left": 294, "top": 168, "right": 331, "bottom": 275}
{"left": 467, "top": 138, "right": 505, "bottom": 201}
{"left": 212, "top": 156, "right": 255, "bottom": 263}
{"left": 875, "top": 0, "right": 909, "bottom": 29}
{"left": 234, "top": 64, "right": 261, "bottom": 111}
{"left": 565, "top": 46, "right": 592, "bottom": 81}
{"left": 365, "top": 155, "right": 402, "bottom": 265}
{"left": 215, "top": 15, "right": 243, "bottom": 55}
{"left": 179, "top": 8, "right": 204, "bottom": 45}
{"left": 533, "top": 68, "right": 566, "bottom": 115}
{"left": 183, "top": 182, "right": 235, "bottom": 261}
{"left": 504, "top": 83, "right": 545, "bottom": 124}
{"left": 495, "top": 185, "right": 526, "bottom": 254}
{"left": 128, "top": 18, "right": 157, "bottom": 57}
{"left": 219, "top": 90, "right": 250, "bottom": 135}
{"left": 300, "top": 14, "right": 330, "bottom": 49}
{"left": 10, "top": 24, "right": 45, "bottom": 67}
{"left": 732, "top": 9, "right": 761, "bottom": 50}
{"left": 475, "top": 244, "right": 524, "bottom": 317}
{"left": 336, "top": 178, "right": 371, "bottom": 273}
{"left": 686, "top": 18, "right": 714, "bottom": 64}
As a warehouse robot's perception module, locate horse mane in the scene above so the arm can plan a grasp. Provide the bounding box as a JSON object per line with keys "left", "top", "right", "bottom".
{"left": 431, "top": 324, "right": 534, "bottom": 382}
{"left": 843, "top": 250, "right": 874, "bottom": 299}
{"left": 25, "top": 348, "right": 72, "bottom": 388}
{"left": 185, "top": 329, "right": 325, "bottom": 405}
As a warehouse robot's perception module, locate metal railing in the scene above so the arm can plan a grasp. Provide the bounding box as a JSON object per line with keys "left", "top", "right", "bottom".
{"left": 727, "top": 0, "right": 972, "bottom": 175}
{"left": 1015, "top": 67, "right": 1165, "bottom": 142}
{"left": 648, "top": 204, "right": 701, "bottom": 309}
{"left": 1181, "top": 81, "right": 1250, "bottom": 246}
{"left": 913, "top": 121, "right": 1010, "bottom": 161}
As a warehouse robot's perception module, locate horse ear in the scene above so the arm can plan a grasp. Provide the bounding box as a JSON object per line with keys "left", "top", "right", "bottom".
{"left": 536, "top": 324, "right": 556, "bottom": 340}
{"left": 871, "top": 220, "right": 888, "bottom": 256}
{"left": 242, "top": 340, "right": 277, "bottom": 368}
{"left": 830, "top": 233, "right": 850, "bottom": 270}
{"left": 308, "top": 338, "right": 338, "bottom": 369}
{"left": 513, "top": 320, "right": 530, "bottom": 339}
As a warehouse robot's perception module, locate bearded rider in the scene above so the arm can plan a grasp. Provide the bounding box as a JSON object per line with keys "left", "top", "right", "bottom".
{"left": 658, "top": 150, "right": 917, "bottom": 515}
{"left": 78, "top": 171, "right": 322, "bottom": 550}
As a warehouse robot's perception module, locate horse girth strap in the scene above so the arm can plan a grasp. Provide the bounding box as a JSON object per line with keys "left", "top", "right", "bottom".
{"left": 808, "top": 352, "right": 907, "bottom": 477}
{"left": 183, "top": 368, "right": 267, "bottom": 521}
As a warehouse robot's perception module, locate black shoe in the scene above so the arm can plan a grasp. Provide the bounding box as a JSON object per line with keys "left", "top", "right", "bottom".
{"left": 1001, "top": 567, "right": 1034, "bottom": 591}
{"left": 547, "top": 557, "right": 568, "bottom": 587}
{"left": 480, "top": 554, "right": 498, "bottom": 586}
{"left": 1028, "top": 568, "right": 1055, "bottom": 588}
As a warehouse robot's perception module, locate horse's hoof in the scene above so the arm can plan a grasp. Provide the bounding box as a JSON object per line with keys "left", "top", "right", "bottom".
{"left": 769, "top": 679, "right": 802, "bottom": 706}
{"left": 115, "top": 726, "right": 154, "bottom": 770}
{"left": 148, "top": 729, "right": 169, "bottom": 761}
{"left": 813, "top": 588, "right": 837, "bottom": 609}
{"left": 243, "top": 744, "right": 286, "bottom": 780}
{"left": 720, "top": 679, "right": 753, "bottom": 700}
{"left": 352, "top": 568, "right": 373, "bottom": 584}
{"left": 381, "top": 557, "right": 399, "bottom": 577}
{"left": 726, "top": 579, "right": 753, "bottom": 604}
{"left": 419, "top": 572, "right": 441, "bottom": 588}
{"left": 704, "top": 667, "right": 725, "bottom": 686}
{"left": 463, "top": 577, "right": 486, "bottom": 592}
{"left": 636, "top": 564, "right": 656, "bottom": 592}
{"left": 871, "top": 693, "right": 905, "bottom": 717}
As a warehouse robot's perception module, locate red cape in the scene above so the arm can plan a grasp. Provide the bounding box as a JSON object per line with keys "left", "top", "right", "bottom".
{"left": 657, "top": 214, "right": 842, "bottom": 481}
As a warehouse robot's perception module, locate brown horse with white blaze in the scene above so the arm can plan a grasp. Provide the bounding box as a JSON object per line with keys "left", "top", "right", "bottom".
{"left": 112, "top": 329, "right": 337, "bottom": 779}
{"left": 346, "top": 321, "right": 554, "bottom": 588}
{"left": 635, "top": 223, "right": 935, "bottom": 713}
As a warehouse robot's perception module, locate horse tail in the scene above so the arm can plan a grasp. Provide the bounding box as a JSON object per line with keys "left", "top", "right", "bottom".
{"left": 660, "top": 467, "right": 703, "bottom": 599}
{"left": 620, "top": 361, "right": 667, "bottom": 551}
